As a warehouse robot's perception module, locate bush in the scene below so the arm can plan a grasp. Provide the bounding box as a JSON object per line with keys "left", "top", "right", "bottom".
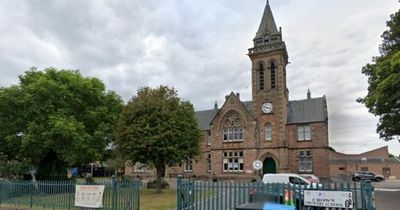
{"left": 146, "top": 179, "right": 169, "bottom": 189}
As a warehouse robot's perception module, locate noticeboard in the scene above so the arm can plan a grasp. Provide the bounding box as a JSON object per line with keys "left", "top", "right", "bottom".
{"left": 304, "top": 190, "right": 353, "bottom": 209}
{"left": 75, "top": 185, "right": 105, "bottom": 208}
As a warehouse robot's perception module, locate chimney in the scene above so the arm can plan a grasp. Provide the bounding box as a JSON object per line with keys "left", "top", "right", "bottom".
{"left": 236, "top": 93, "right": 240, "bottom": 100}
{"left": 214, "top": 101, "right": 218, "bottom": 112}
{"left": 307, "top": 89, "right": 311, "bottom": 99}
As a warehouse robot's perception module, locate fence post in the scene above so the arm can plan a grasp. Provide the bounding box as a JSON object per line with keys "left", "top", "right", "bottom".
{"left": 363, "top": 181, "right": 376, "bottom": 210}
{"left": 112, "top": 175, "right": 117, "bottom": 210}
{"left": 177, "top": 175, "right": 182, "bottom": 210}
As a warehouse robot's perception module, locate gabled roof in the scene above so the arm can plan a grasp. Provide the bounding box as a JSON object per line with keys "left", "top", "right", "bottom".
{"left": 194, "top": 96, "right": 328, "bottom": 130}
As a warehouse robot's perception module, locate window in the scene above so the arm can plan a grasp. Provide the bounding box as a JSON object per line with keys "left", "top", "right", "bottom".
{"left": 297, "top": 124, "right": 311, "bottom": 141}
{"left": 289, "top": 176, "right": 308, "bottom": 185}
{"left": 270, "top": 62, "right": 276, "bottom": 89}
{"left": 264, "top": 123, "right": 272, "bottom": 141}
{"left": 207, "top": 154, "right": 211, "bottom": 172}
{"left": 259, "top": 63, "right": 265, "bottom": 91}
{"left": 360, "top": 167, "right": 368, "bottom": 172}
{"left": 133, "top": 162, "right": 148, "bottom": 173}
{"left": 222, "top": 111, "right": 244, "bottom": 142}
{"left": 223, "top": 151, "right": 244, "bottom": 172}
{"left": 207, "top": 131, "right": 212, "bottom": 146}
{"left": 299, "top": 151, "right": 312, "bottom": 172}
{"left": 184, "top": 160, "right": 193, "bottom": 172}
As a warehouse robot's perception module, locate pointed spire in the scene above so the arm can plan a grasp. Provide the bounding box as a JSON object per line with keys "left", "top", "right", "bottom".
{"left": 255, "top": 1, "right": 279, "bottom": 39}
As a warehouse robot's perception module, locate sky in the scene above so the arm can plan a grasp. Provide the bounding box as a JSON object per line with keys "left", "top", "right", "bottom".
{"left": 0, "top": 0, "right": 399, "bottom": 155}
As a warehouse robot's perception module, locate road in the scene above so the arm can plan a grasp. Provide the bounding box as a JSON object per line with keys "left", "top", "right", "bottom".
{"left": 375, "top": 190, "right": 400, "bottom": 210}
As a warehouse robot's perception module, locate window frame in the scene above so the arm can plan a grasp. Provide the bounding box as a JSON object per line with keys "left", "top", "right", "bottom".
{"left": 298, "top": 150, "right": 312, "bottom": 173}
{"left": 223, "top": 151, "right": 244, "bottom": 173}
{"left": 264, "top": 123, "right": 272, "bottom": 141}
{"left": 207, "top": 154, "right": 211, "bottom": 173}
{"left": 184, "top": 159, "right": 193, "bottom": 172}
{"left": 297, "top": 124, "right": 311, "bottom": 141}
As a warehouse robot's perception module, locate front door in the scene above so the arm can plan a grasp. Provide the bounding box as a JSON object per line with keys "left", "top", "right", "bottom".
{"left": 263, "top": 157, "right": 276, "bottom": 174}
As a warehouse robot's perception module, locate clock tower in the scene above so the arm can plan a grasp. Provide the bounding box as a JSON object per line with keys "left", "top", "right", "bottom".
{"left": 248, "top": 1, "right": 289, "bottom": 172}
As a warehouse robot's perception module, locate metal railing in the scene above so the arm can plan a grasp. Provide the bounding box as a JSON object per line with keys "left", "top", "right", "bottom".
{"left": 177, "top": 177, "right": 376, "bottom": 210}
{"left": 0, "top": 176, "right": 140, "bottom": 210}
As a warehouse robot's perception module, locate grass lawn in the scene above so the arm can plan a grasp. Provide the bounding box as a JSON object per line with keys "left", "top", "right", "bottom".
{"left": 140, "top": 189, "right": 177, "bottom": 210}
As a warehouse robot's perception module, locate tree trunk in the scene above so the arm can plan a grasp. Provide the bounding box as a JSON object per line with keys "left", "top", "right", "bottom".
{"left": 155, "top": 164, "right": 165, "bottom": 193}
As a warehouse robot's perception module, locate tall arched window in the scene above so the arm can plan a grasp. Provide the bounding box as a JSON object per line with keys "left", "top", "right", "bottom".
{"left": 270, "top": 62, "right": 276, "bottom": 89}
{"left": 264, "top": 123, "right": 272, "bottom": 141}
{"left": 222, "top": 111, "right": 244, "bottom": 142}
{"left": 258, "top": 63, "right": 265, "bottom": 91}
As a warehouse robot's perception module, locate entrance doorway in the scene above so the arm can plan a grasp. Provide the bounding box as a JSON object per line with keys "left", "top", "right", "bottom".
{"left": 263, "top": 157, "right": 276, "bottom": 174}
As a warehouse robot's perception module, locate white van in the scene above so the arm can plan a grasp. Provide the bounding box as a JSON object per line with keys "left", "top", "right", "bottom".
{"left": 262, "top": 173, "right": 312, "bottom": 186}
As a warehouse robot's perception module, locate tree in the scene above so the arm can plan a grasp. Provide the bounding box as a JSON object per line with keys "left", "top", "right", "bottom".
{"left": 358, "top": 9, "right": 400, "bottom": 142}
{"left": 0, "top": 67, "right": 123, "bottom": 179}
{"left": 115, "top": 86, "right": 201, "bottom": 192}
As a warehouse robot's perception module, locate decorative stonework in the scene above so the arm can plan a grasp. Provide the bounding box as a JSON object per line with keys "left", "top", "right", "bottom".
{"left": 222, "top": 111, "right": 243, "bottom": 128}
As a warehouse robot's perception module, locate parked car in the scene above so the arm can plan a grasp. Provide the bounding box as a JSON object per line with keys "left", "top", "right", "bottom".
{"left": 352, "top": 171, "right": 385, "bottom": 182}
{"left": 299, "top": 174, "right": 320, "bottom": 183}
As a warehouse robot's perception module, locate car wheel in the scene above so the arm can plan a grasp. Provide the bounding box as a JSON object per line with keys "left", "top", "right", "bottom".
{"left": 353, "top": 177, "right": 360, "bottom": 182}
{"left": 375, "top": 178, "right": 382, "bottom": 182}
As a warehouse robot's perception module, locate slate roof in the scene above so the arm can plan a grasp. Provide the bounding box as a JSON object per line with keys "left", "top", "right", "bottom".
{"left": 195, "top": 96, "right": 327, "bottom": 130}
{"left": 195, "top": 109, "right": 218, "bottom": 130}
{"left": 287, "top": 97, "right": 328, "bottom": 124}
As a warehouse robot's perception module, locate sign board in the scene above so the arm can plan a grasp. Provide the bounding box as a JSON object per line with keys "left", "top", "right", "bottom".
{"left": 75, "top": 185, "right": 105, "bottom": 208}
{"left": 252, "top": 160, "right": 263, "bottom": 170}
{"left": 304, "top": 190, "right": 353, "bottom": 209}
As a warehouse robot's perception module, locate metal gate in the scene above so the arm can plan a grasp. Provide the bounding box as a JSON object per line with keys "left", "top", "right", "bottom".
{"left": 177, "top": 176, "right": 375, "bottom": 210}
{"left": 0, "top": 176, "right": 141, "bottom": 210}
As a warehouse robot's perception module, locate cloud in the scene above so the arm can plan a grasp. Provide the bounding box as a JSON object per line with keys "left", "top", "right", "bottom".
{"left": 0, "top": 0, "right": 399, "bottom": 155}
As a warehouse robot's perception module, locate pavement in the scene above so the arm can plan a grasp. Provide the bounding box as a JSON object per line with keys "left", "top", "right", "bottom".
{"left": 373, "top": 179, "right": 400, "bottom": 210}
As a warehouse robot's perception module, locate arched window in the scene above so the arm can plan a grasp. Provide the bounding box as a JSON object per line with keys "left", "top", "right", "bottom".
{"left": 258, "top": 63, "right": 265, "bottom": 91}
{"left": 270, "top": 62, "right": 276, "bottom": 89}
{"left": 222, "top": 111, "right": 244, "bottom": 142}
{"left": 264, "top": 123, "right": 272, "bottom": 141}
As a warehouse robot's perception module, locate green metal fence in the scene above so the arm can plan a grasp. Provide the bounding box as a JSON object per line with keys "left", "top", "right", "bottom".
{"left": 0, "top": 177, "right": 141, "bottom": 210}
{"left": 177, "top": 177, "right": 376, "bottom": 210}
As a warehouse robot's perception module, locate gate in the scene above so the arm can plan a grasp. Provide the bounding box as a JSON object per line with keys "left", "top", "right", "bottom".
{"left": 177, "top": 176, "right": 375, "bottom": 210}
{"left": 0, "top": 176, "right": 141, "bottom": 210}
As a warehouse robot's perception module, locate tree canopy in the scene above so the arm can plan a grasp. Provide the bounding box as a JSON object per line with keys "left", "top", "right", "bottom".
{"left": 358, "top": 9, "right": 400, "bottom": 142}
{"left": 0, "top": 67, "right": 123, "bottom": 179}
{"left": 115, "top": 86, "right": 201, "bottom": 191}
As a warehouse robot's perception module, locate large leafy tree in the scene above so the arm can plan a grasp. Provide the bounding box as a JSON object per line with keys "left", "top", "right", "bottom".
{"left": 358, "top": 9, "right": 400, "bottom": 142}
{"left": 0, "top": 67, "right": 123, "bottom": 179}
{"left": 115, "top": 86, "right": 201, "bottom": 192}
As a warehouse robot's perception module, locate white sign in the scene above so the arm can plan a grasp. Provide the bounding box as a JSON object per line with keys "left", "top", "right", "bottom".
{"left": 75, "top": 185, "right": 105, "bottom": 208}
{"left": 252, "top": 160, "right": 263, "bottom": 170}
{"left": 304, "top": 190, "right": 353, "bottom": 209}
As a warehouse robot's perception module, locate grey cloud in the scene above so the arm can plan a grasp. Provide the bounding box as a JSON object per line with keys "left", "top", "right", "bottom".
{"left": 0, "top": 0, "right": 399, "bottom": 155}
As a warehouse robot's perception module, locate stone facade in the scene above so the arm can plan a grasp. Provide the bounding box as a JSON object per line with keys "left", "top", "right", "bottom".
{"left": 164, "top": 2, "right": 331, "bottom": 182}
{"left": 124, "top": 2, "right": 400, "bottom": 182}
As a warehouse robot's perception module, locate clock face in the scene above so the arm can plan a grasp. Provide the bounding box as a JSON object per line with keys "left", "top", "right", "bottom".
{"left": 262, "top": 103, "right": 273, "bottom": 113}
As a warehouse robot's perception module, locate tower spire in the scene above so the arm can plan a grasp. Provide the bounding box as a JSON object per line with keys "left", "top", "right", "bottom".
{"left": 255, "top": 1, "right": 279, "bottom": 39}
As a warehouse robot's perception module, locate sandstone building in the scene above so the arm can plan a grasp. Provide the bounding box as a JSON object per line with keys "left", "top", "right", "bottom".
{"left": 125, "top": 2, "right": 400, "bottom": 182}
{"left": 168, "top": 2, "right": 331, "bottom": 181}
